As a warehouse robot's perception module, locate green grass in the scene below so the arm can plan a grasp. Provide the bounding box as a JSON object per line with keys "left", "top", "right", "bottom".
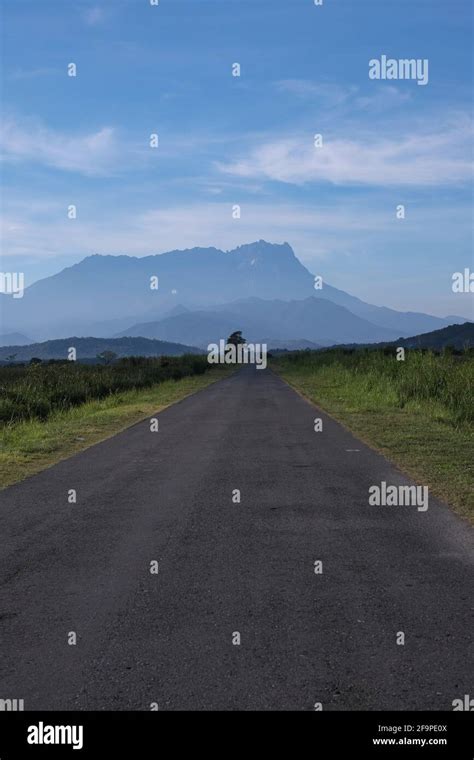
{"left": 0, "top": 366, "right": 231, "bottom": 489}
{"left": 272, "top": 349, "right": 474, "bottom": 522}
{"left": 0, "top": 354, "right": 210, "bottom": 423}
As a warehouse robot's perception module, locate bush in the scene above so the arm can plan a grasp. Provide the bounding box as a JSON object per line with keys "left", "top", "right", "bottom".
{"left": 274, "top": 347, "right": 473, "bottom": 426}
{"left": 0, "top": 354, "right": 210, "bottom": 423}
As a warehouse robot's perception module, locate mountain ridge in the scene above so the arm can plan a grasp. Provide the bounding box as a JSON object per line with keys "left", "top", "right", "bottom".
{"left": 1, "top": 241, "right": 469, "bottom": 342}
{"left": 115, "top": 297, "right": 403, "bottom": 347}
{"left": 0, "top": 337, "right": 203, "bottom": 362}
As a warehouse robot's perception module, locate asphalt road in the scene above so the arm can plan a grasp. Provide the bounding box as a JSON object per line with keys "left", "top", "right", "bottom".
{"left": 0, "top": 366, "right": 472, "bottom": 711}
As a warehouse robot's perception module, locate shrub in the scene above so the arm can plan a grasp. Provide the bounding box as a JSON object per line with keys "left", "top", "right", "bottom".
{"left": 0, "top": 354, "right": 209, "bottom": 423}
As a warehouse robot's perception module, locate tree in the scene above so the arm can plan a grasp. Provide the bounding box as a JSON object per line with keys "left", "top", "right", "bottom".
{"left": 226, "top": 331, "right": 246, "bottom": 347}
{"left": 97, "top": 350, "right": 118, "bottom": 365}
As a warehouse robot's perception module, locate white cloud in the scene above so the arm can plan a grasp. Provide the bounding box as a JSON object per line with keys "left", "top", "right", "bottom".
{"left": 0, "top": 119, "right": 123, "bottom": 176}
{"left": 2, "top": 199, "right": 472, "bottom": 317}
{"left": 217, "top": 123, "right": 473, "bottom": 187}
{"left": 84, "top": 7, "right": 105, "bottom": 26}
{"left": 0, "top": 117, "right": 244, "bottom": 177}
{"left": 9, "top": 67, "right": 58, "bottom": 81}
{"left": 275, "top": 80, "right": 357, "bottom": 106}
{"left": 1, "top": 198, "right": 466, "bottom": 265}
{"left": 354, "top": 85, "right": 412, "bottom": 110}
{"left": 275, "top": 80, "right": 411, "bottom": 111}
{"left": 0, "top": 201, "right": 384, "bottom": 263}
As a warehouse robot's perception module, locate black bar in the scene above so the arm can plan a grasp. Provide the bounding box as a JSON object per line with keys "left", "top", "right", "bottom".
{"left": 0, "top": 711, "right": 472, "bottom": 758}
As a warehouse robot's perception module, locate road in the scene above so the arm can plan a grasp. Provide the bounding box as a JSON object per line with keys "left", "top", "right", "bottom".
{"left": 0, "top": 366, "right": 472, "bottom": 710}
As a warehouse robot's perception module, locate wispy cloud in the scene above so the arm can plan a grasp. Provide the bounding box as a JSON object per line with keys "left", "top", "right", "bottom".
{"left": 217, "top": 122, "right": 473, "bottom": 187}
{"left": 354, "top": 85, "right": 412, "bottom": 111}
{"left": 0, "top": 118, "right": 123, "bottom": 176}
{"left": 0, "top": 201, "right": 382, "bottom": 262}
{"left": 2, "top": 198, "right": 472, "bottom": 317}
{"left": 275, "top": 80, "right": 357, "bottom": 106}
{"left": 1, "top": 198, "right": 467, "bottom": 263}
{"left": 275, "top": 80, "right": 411, "bottom": 111}
{"left": 83, "top": 6, "right": 105, "bottom": 26}
{"left": 8, "top": 67, "right": 58, "bottom": 81}
{"left": 0, "top": 117, "right": 248, "bottom": 178}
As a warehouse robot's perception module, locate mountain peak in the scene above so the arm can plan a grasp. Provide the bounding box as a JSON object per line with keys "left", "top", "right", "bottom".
{"left": 229, "top": 240, "right": 295, "bottom": 257}
{"left": 2, "top": 241, "right": 463, "bottom": 342}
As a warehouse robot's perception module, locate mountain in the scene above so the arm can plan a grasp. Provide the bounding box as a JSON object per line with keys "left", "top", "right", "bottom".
{"left": 116, "top": 296, "right": 402, "bottom": 347}
{"left": 0, "top": 332, "right": 31, "bottom": 347}
{"left": 118, "top": 310, "right": 260, "bottom": 346}
{"left": 0, "top": 337, "right": 202, "bottom": 362}
{"left": 1, "top": 241, "right": 468, "bottom": 341}
{"left": 395, "top": 322, "right": 474, "bottom": 350}
{"left": 0, "top": 241, "right": 311, "bottom": 338}
{"left": 335, "top": 322, "right": 474, "bottom": 352}
{"left": 267, "top": 339, "right": 322, "bottom": 351}
{"left": 311, "top": 284, "right": 469, "bottom": 335}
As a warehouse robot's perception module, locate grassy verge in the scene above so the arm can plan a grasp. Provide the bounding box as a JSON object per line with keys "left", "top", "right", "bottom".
{"left": 0, "top": 367, "right": 231, "bottom": 489}
{"left": 272, "top": 351, "right": 473, "bottom": 522}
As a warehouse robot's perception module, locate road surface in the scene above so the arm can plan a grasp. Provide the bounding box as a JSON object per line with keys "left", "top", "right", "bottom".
{"left": 0, "top": 367, "right": 472, "bottom": 710}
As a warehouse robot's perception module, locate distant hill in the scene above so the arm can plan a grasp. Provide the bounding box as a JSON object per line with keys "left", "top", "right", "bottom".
{"left": 1, "top": 241, "right": 468, "bottom": 341}
{"left": 0, "top": 337, "right": 202, "bottom": 362}
{"left": 116, "top": 296, "right": 401, "bottom": 347}
{"left": 267, "top": 339, "right": 322, "bottom": 351}
{"left": 334, "top": 322, "right": 474, "bottom": 352}
{"left": 117, "top": 309, "right": 259, "bottom": 347}
{"left": 395, "top": 322, "right": 474, "bottom": 350}
{"left": 0, "top": 332, "right": 31, "bottom": 347}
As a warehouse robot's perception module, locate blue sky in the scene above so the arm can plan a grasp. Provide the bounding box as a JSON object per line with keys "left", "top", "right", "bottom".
{"left": 1, "top": 0, "right": 472, "bottom": 317}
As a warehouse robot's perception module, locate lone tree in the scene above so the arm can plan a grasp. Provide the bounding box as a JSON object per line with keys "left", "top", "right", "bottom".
{"left": 226, "top": 330, "right": 246, "bottom": 347}
{"left": 97, "top": 350, "right": 118, "bottom": 365}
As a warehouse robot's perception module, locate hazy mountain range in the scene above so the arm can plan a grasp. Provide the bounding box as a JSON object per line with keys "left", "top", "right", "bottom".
{"left": 0, "top": 337, "right": 202, "bottom": 362}
{"left": 116, "top": 297, "right": 403, "bottom": 347}
{"left": 2, "top": 323, "right": 472, "bottom": 363}
{"left": 0, "top": 332, "right": 32, "bottom": 347}
{"left": 1, "top": 241, "right": 470, "bottom": 348}
{"left": 390, "top": 322, "right": 474, "bottom": 351}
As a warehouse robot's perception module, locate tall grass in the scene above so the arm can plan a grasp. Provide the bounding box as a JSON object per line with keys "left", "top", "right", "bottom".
{"left": 275, "top": 348, "right": 473, "bottom": 426}
{"left": 0, "top": 355, "right": 209, "bottom": 424}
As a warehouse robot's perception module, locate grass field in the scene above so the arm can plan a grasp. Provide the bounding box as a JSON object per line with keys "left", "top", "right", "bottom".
{"left": 0, "top": 354, "right": 210, "bottom": 423}
{"left": 272, "top": 348, "right": 474, "bottom": 521}
{"left": 0, "top": 359, "right": 230, "bottom": 489}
